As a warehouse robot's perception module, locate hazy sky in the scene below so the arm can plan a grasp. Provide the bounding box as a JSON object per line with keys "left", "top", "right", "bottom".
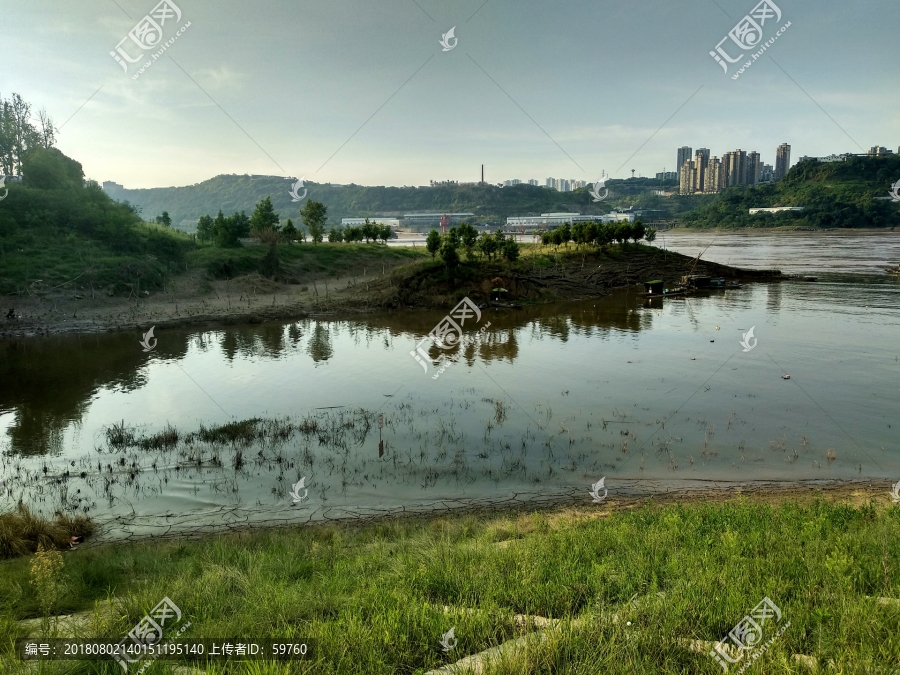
{"left": 3, "top": 0, "right": 898, "bottom": 189}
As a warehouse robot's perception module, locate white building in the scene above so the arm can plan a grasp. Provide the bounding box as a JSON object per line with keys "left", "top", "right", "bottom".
{"left": 506, "top": 212, "right": 634, "bottom": 228}
{"left": 342, "top": 217, "right": 401, "bottom": 228}
{"left": 528, "top": 179, "right": 539, "bottom": 186}
{"left": 748, "top": 207, "right": 804, "bottom": 215}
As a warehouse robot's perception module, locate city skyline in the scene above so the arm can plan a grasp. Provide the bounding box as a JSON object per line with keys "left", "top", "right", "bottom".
{"left": 1, "top": 0, "right": 897, "bottom": 190}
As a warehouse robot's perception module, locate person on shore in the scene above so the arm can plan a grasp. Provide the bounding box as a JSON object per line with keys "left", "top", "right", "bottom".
{"left": 5, "top": 308, "right": 14, "bottom": 320}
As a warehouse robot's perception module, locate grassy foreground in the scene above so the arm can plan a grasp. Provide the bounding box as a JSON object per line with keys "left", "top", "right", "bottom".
{"left": 1, "top": 498, "right": 899, "bottom": 674}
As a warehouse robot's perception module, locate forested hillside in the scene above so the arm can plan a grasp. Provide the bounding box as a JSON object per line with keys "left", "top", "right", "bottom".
{"left": 680, "top": 155, "right": 900, "bottom": 228}
{"left": 101, "top": 176, "right": 678, "bottom": 231}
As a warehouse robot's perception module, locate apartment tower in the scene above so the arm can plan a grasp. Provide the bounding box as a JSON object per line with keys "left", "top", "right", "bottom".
{"left": 775, "top": 143, "right": 791, "bottom": 180}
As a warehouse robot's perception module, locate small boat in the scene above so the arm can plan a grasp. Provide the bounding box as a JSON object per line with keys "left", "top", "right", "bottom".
{"left": 885, "top": 266, "right": 900, "bottom": 275}
{"left": 709, "top": 278, "right": 743, "bottom": 290}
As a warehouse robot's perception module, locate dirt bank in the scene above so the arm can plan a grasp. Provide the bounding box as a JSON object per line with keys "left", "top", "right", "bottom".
{"left": 0, "top": 246, "right": 783, "bottom": 339}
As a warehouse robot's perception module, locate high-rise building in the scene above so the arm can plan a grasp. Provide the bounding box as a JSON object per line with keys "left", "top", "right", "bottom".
{"left": 679, "top": 160, "right": 696, "bottom": 195}
{"left": 677, "top": 147, "right": 693, "bottom": 174}
{"left": 546, "top": 177, "right": 555, "bottom": 188}
{"left": 528, "top": 179, "right": 538, "bottom": 186}
{"left": 723, "top": 149, "right": 748, "bottom": 187}
{"left": 693, "top": 149, "right": 710, "bottom": 193}
{"left": 704, "top": 157, "right": 725, "bottom": 193}
{"left": 655, "top": 171, "right": 678, "bottom": 181}
{"left": 746, "top": 151, "right": 761, "bottom": 186}
{"left": 775, "top": 143, "right": 791, "bottom": 180}
{"left": 759, "top": 163, "right": 775, "bottom": 182}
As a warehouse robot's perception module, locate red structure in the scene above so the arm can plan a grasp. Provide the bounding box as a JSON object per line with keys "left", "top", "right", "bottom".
{"left": 439, "top": 214, "right": 450, "bottom": 233}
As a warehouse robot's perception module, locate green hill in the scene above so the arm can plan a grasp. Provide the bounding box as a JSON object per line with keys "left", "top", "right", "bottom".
{"left": 101, "top": 176, "right": 680, "bottom": 231}
{"left": 0, "top": 148, "right": 195, "bottom": 295}
{"left": 680, "top": 155, "right": 900, "bottom": 228}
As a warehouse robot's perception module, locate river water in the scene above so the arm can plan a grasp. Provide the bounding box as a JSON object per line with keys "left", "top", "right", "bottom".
{"left": 1, "top": 230, "right": 898, "bottom": 539}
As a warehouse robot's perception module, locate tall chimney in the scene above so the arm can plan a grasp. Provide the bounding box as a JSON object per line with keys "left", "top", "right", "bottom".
{"left": 481, "top": 164, "right": 484, "bottom": 184}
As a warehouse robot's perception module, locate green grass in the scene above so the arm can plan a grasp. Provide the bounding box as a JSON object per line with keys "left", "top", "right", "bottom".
{"left": 189, "top": 241, "right": 428, "bottom": 282}
{"left": 1, "top": 499, "right": 899, "bottom": 673}
{"left": 0, "top": 506, "right": 94, "bottom": 560}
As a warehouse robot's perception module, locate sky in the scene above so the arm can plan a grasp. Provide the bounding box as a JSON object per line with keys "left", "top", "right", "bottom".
{"left": 2, "top": 0, "right": 898, "bottom": 189}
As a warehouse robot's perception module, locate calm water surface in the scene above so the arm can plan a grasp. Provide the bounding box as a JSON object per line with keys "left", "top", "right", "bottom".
{"left": 1, "top": 231, "right": 898, "bottom": 538}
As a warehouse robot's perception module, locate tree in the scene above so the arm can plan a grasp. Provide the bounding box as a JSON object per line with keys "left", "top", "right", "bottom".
{"left": 0, "top": 92, "right": 49, "bottom": 175}
{"left": 631, "top": 220, "right": 646, "bottom": 243}
{"left": 301, "top": 200, "right": 327, "bottom": 244}
{"left": 550, "top": 229, "right": 563, "bottom": 249}
{"left": 571, "top": 221, "right": 587, "bottom": 248}
{"left": 560, "top": 222, "right": 572, "bottom": 248}
{"left": 644, "top": 226, "right": 658, "bottom": 243}
{"left": 426, "top": 229, "right": 441, "bottom": 259}
{"left": 250, "top": 196, "right": 280, "bottom": 235}
{"left": 501, "top": 238, "right": 520, "bottom": 262}
{"left": 378, "top": 224, "right": 392, "bottom": 244}
{"left": 196, "top": 214, "right": 214, "bottom": 242}
{"left": 478, "top": 232, "right": 499, "bottom": 260}
{"left": 155, "top": 211, "right": 172, "bottom": 227}
{"left": 20, "top": 147, "right": 83, "bottom": 190}
{"left": 457, "top": 222, "right": 479, "bottom": 259}
{"left": 281, "top": 218, "right": 298, "bottom": 243}
{"left": 213, "top": 210, "right": 249, "bottom": 247}
{"left": 440, "top": 236, "right": 460, "bottom": 267}
{"left": 328, "top": 226, "right": 343, "bottom": 243}
{"left": 446, "top": 226, "right": 461, "bottom": 249}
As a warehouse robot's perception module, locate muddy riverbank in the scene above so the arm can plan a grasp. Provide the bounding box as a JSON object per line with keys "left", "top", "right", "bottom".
{"left": 0, "top": 246, "right": 782, "bottom": 339}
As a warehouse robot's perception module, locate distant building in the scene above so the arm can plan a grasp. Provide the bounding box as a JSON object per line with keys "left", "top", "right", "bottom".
{"left": 102, "top": 180, "right": 124, "bottom": 193}
{"left": 704, "top": 157, "right": 725, "bottom": 193}
{"left": 402, "top": 212, "right": 474, "bottom": 227}
{"left": 655, "top": 171, "right": 678, "bottom": 181}
{"left": 749, "top": 207, "right": 804, "bottom": 214}
{"left": 503, "top": 179, "right": 522, "bottom": 187}
{"left": 677, "top": 147, "right": 693, "bottom": 174}
{"left": 693, "top": 149, "right": 710, "bottom": 193}
{"left": 679, "top": 160, "right": 696, "bottom": 195}
{"left": 528, "top": 179, "right": 538, "bottom": 186}
{"left": 798, "top": 153, "right": 851, "bottom": 163}
{"left": 507, "top": 212, "right": 634, "bottom": 228}
{"left": 868, "top": 146, "right": 894, "bottom": 156}
{"left": 747, "top": 151, "right": 761, "bottom": 186}
{"left": 759, "top": 163, "right": 775, "bottom": 182}
{"left": 342, "top": 217, "right": 401, "bottom": 228}
{"left": 775, "top": 143, "right": 791, "bottom": 180}
{"left": 430, "top": 180, "right": 459, "bottom": 187}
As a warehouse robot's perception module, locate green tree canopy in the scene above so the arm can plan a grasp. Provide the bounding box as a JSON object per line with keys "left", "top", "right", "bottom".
{"left": 301, "top": 200, "right": 327, "bottom": 244}
{"left": 21, "top": 147, "right": 82, "bottom": 190}
{"left": 426, "top": 229, "right": 441, "bottom": 259}
{"left": 250, "top": 196, "right": 280, "bottom": 233}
